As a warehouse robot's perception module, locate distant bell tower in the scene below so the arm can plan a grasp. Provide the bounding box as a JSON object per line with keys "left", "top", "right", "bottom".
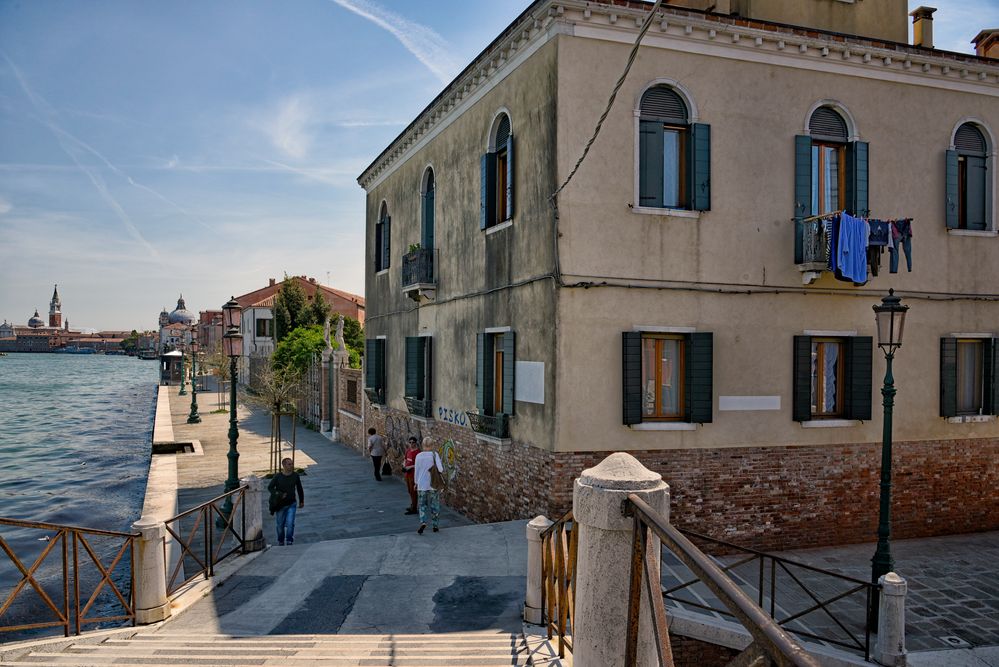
{"left": 49, "top": 284, "right": 62, "bottom": 328}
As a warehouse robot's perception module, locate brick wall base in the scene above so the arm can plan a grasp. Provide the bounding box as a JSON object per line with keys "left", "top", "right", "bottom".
{"left": 668, "top": 636, "right": 740, "bottom": 667}
{"left": 338, "top": 390, "right": 999, "bottom": 550}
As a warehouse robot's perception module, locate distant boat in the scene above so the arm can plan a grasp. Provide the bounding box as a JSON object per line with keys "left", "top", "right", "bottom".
{"left": 137, "top": 350, "right": 159, "bottom": 360}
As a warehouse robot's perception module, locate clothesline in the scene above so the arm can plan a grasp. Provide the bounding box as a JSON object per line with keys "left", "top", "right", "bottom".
{"left": 798, "top": 210, "right": 844, "bottom": 224}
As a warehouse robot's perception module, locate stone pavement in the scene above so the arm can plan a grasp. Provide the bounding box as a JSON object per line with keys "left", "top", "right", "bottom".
{"left": 159, "top": 382, "right": 522, "bottom": 637}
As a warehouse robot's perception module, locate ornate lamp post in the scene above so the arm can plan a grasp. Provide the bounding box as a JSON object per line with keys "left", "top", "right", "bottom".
{"left": 220, "top": 298, "right": 243, "bottom": 519}
{"left": 187, "top": 334, "right": 201, "bottom": 424}
{"left": 870, "top": 289, "right": 908, "bottom": 622}
{"left": 178, "top": 340, "right": 188, "bottom": 396}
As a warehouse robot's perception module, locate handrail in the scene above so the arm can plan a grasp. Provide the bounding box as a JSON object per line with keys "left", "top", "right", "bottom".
{"left": 0, "top": 518, "right": 138, "bottom": 637}
{"left": 163, "top": 486, "right": 247, "bottom": 596}
{"left": 539, "top": 509, "right": 576, "bottom": 659}
{"left": 625, "top": 493, "right": 821, "bottom": 667}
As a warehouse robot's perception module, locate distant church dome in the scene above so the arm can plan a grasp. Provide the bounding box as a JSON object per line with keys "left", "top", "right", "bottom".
{"left": 168, "top": 295, "right": 196, "bottom": 325}
{"left": 28, "top": 309, "right": 45, "bottom": 328}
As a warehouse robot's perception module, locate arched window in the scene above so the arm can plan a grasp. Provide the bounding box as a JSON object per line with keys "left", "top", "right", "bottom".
{"left": 638, "top": 85, "right": 710, "bottom": 211}
{"left": 421, "top": 168, "right": 435, "bottom": 251}
{"left": 375, "top": 202, "right": 390, "bottom": 272}
{"left": 794, "top": 104, "right": 868, "bottom": 224}
{"left": 480, "top": 112, "right": 514, "bottom": 229}
{"left": 947, "top": 122, "right": 991, "bottom": 231}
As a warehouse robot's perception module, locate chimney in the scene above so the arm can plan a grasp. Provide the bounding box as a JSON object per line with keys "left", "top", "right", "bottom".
{"left": 309, "top": 277, "right": 317, "bottom": 284}
{"left": 973, "top": 29, "right": 999, "bottom": 59}
{"left": 910, "top": 6, "right": 936, "bottom": 49}
{"left": 269, "top": 277, "right": 276, "bottom": 286}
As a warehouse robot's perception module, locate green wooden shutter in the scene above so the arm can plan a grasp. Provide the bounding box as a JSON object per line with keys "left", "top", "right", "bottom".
{"left": 422, "top": 189, "right": 435, "bottom": 251}
{"left": 505, "top": 135, "right": 514, "bottom": 220}
{"left": 945, "top": 150, "right": 960, "bottom": 229}
{"left": 966, "top": 156, "right": 988, "bottom": 231}
{"left": 480, "top": 154, "right": 495, "bottom": 230}
{"left": 844, "top": 336, "right": 873, "bottom": 421}
{"left": 684, "top": 332, "right": 713, "bottom": 423}
{"left": 940, "top": 337, "right": 958, "bottom": 417}
{"left": 376, "top": 339, "right": 386, "bottom": 399}
{"left": 691, "top": 123, "right": 711, "bottom": 211}
{"left": 794, "top": 136, "right": 813, "bottom": 264}
{"left": 405, "top": 336, "right": 419, "bottom": 398}
{"left": 423, "top": 337, "right": 433, "bottom": 405}
{"left": 502, "top": 331, "right": 515, "bottom": 415}
{"left": 639, "top": 120, "right": 664, "bottom": 208}
{"left": 476, "top": 333, "right": 495, "bottom": 413}
{"left": 622, "top": 332, "right": 643, "bottom": 425}
{"left": 793, "top": 336, "right": 813, "bottom": 422}
{"left": 984, "top": 338, "right": 998, "bottom": 417}
{"left": 365, "top": 339, "right": 377, "bottom": 389}
{"left": 846, "top": 141, "right": 870, "bottom": 217}
{"left": 381, "top": 216, "right": 391, "bottom": 269}
{"left": 374, "top": 223, "right": 383, "bottom": 272}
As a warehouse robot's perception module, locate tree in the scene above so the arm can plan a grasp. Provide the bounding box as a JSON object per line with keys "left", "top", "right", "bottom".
{"left": 243, "top": 363, "right": 302, "bottom": 473}
{"left": 273, "top": 276, "right": 310, "bottom": 342}
{"left": 272, "top": 325, "right": 325, "bottom": 375}
{"left": 120, "top": 329, "right": 140, "bottom": 353}
{"left": 308, "top": 291, "right": 331, "bottom": 329}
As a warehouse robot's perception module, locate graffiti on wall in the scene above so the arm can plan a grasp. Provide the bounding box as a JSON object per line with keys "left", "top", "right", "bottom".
{"left": 437, "top": 406, "right": 468, "bottom": 427}
{"left": 438, "top": 439, "right": 459, "bottom": 482}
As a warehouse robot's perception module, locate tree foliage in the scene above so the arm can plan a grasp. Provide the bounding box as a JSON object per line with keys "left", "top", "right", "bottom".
{"left": 272, "top": 324, "right": 325, "bottom": 374}
{"left": 273, "top": 276, "right": 309, "bottom": 342}
{"left": 308, "top": 291, "right": 331, "bottom": 330}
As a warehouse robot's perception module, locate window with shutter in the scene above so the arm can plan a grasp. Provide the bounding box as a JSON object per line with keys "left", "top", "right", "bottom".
{"left": 475, "top": 330, "right": 514, "bottom": 416}
{"left": 481, "top": 113, "right": 513, "bottom": 229}
{"left": 375, "top": 203, "right": 390, "bottom": 271}
{"left": 793, "top": 334, "right": 871, "bottom": 421}
{"left": 804, "top": 106, "right": 867, "bottom": 218}
{"left": 637, "top": 85, "right": 708, "bottom": 212}
{"left": 622, "top": 330, "right": 713, "bottom": 424}
{"left": 421, "top": 169, "right": 435, "bottom": 251}
{"left": 951, "top": 123, "right": 992, "bottom": 231}
{"left": 405, "top": 336, "right": 432, "bottom": 403}
{"left": 364, "top": 338, "right": 386, "bottom": 404}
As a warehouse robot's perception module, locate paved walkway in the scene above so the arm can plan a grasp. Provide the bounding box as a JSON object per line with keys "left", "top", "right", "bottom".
{"left": 160, "top": 384, "right": 522, "bottom": 637}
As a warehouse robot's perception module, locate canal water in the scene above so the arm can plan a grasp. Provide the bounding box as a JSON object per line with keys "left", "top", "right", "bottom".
{"left": 0, "top": 353, "right": 157, "bottom": 639}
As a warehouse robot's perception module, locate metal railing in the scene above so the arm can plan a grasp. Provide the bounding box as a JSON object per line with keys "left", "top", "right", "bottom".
{"left": 625, "top": 494, "right": 821, "bottom": 667}
{"left": 0, "top": 518, "right": 138, "bottom": 637}
{"left": 467, "top": 411, "right": 510, "bottom": 439}
{"left": 404, "top": 396, "right": 433, "bottom": 418}
{"left": 163, "top": 486, "right": 246, "bottom": 596}
{"left": 402, "top": 247, "right": 434, "bottom": 287}
{"left": 540, "top": 510, "right": 576, "bottom": 658}
{"left": 672, "top": 529, "right": 877, "bottom": 660}
{"left": 795, "top": 218, "right": 828, "bottom": 271}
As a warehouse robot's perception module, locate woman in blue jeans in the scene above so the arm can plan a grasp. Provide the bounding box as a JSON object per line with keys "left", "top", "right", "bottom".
{"left": 268, "top": 457, "right": 304, "bottom": 545}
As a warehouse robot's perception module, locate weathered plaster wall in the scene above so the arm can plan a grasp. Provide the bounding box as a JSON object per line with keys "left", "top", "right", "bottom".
{"left": 734, "top": 0, "right": 909, "bottom": 43}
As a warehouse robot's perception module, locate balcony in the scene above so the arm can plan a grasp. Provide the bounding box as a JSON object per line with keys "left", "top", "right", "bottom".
{"left": 401, "top": 247, "right": 435, "bottom": 302}
{"left": 468, "top": 410, "right": 510, "bottom": 440}
{"left": 795, "top": 218, "right": 829, "bottom": 284}
{"left": 404, "top": 396, "right": 433, "bottom": 418}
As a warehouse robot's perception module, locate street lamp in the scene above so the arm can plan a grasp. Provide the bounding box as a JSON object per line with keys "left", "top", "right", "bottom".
{"left": 187, "top": 334, "right": 201, "bottom": 424}
{"left": 220, "top": 297, "right": 243, "bottom": 521}
{"left": 178, "top": 339, "right": 188, "bottom": 396}
{"left": 870, "top": 289, "right": 909, "bottom": 618}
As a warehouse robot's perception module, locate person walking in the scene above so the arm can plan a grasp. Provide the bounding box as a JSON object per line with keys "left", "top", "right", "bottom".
{"left": 413, "top": 436, "right": 444, "bottom": 534}
{"left": 402, "top": 436, "right": 420, "bottom": 515}
{"left": 267, "top": 457, "right": 304, "bottom": 546}
{"left": 367, "top": 426, "right": 386, "bottom": 481}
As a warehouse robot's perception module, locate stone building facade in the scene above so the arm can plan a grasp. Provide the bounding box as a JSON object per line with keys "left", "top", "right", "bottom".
{"left": 354, "top": 0, "right": 999, "bottom": 550}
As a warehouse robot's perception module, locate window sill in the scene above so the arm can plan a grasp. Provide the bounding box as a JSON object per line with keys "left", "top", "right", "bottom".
{"left": 947, "top": 415, "right": 996, "bottom": 424}
{"left": 474, "top": 432, "right": 512, "bottom": 447}
{"left": 485, "top": 219, "right": 513, "bottom": 235}
{"left": 947, "top": 229, "right": 997, "bottom": 238}
{"left": 629, "top": 422, "right": 698, "bottom": 431}
{"left": 630, "top": 206, "right": 701, "bottom": 220}
{"left": 800, "top": 419, "right": 861, "bottom": 428}
{"left": 375, "top": 269, "right": 389, "bottom": 276}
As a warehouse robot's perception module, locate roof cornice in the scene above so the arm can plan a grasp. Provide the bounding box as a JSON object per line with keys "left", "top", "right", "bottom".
{"left": 357, "top": 0, "right": 999, "bottom": 191}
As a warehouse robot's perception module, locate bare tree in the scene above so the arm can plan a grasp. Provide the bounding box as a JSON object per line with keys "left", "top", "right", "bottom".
{"left": 243, "top": 364, "right": 303, "bottom": 474}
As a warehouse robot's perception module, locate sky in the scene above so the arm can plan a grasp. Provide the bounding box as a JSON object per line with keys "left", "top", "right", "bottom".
{"left": 0, "top": 0, "right": 996, "bottom": 331}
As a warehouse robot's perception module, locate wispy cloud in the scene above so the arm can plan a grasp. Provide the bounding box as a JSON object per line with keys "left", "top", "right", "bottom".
{"left": 0, "top": 196, "right": 11, "bottom": 216}
{"left": 330, "top": 0, "right": 459, "bottom": 84}
{"left": 265, "top": 94, "right": 314, "bottom": 159}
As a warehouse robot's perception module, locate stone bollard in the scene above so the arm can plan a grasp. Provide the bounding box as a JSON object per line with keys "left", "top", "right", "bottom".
{"left": 131, "top": 517, "right": 171, "bottom": 624}
{"left": 573, "top": 453, "right": 670, "bottom": 667}
{"left": 524, "top": 515, "right": 553, "bottom": 625}
{"left": 240, "top": 475, "right": 266, "bottom": 552}
{"left": 876, "top": 572, "right": 907, "bottom": 666}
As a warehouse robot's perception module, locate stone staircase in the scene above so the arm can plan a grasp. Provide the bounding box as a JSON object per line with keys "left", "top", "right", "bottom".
{"left": 5, "top": 631, "right": 535, "bottom": 666}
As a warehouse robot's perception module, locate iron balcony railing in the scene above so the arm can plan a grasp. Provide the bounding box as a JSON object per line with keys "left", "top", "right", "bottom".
{"left": 402, "top": 247, "right": 434, "bottom": 288}
{"left": 795, "top": 218, "right": 828, "bottom": 271}
{"left": 163, "top": 486, "right": 246, "bottom": 596}
{"left": 468, "top": 411, "right": 509, "bottom": 439}
{"left": 0, "top": 517, "right": 138, "bottom": 638}
{"left": 404, "top": 396, "right": 433, "bottom": 418}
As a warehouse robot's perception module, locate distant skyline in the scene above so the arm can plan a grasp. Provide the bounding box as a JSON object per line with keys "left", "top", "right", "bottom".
{"left": 1, "top": 0, "right": 995, "bottom": 330}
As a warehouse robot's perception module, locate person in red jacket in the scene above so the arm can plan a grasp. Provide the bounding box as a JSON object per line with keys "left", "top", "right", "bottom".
{"left": 402, "top": 436, "right": 420, "bottom": 515}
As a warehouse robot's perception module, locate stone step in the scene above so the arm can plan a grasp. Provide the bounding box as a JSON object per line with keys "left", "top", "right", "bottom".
{"left": 11, "top": 658, "right": 530, "bottom": 667}
{"left": 64, "top": 645, "right": 524, "bottom": 657}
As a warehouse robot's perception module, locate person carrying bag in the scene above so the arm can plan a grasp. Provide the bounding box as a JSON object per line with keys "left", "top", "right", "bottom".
{"left": 413, "top": 437, "right": 445, "bottom": 534}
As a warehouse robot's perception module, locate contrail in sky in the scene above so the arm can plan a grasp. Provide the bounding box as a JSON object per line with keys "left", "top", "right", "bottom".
{"left": 330, "top": 0, "right": 459, "bottom": 84}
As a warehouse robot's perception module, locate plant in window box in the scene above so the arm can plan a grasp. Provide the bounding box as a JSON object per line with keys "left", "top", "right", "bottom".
{"left": 407, "top": 243, "right": 421, "bottom": 255}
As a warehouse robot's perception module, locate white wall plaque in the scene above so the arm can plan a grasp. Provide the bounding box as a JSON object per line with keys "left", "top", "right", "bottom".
{"left": 515, "top": 361, "right": 544, "bottom": 404}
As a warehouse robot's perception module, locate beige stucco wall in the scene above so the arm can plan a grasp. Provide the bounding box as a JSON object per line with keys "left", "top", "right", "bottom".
{"left": 552, "top": 26, "right": 999, "bottom": 452}
{"left": 363, "top": 39, "right": 560, "bottom": 450}
{"left": 734, "top": 0, "right": 909, "bottom": 43}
